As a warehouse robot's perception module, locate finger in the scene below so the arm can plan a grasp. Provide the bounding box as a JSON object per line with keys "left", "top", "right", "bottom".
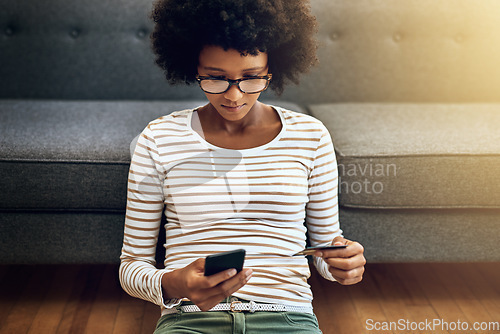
{"left": 201, "top": 267, "right": 252, "bottom": 293}
{"left": 333, "top": 275, "right": 363, "bottom": 286}
{"left": 332, "top": 236, "right": 347, "bottom": 246}
{"left": 329, "top": 265, "right": 365, "bottom": 285}
{"left": 317, "top": 241, "right": 364, "bottom": 259}
{"left": 196, "top": 270, "right": 253, "bottom": 311}
{"left": 324, "top": 253, "right": 366, "bottom": 271}
{"left": 208, "top": 271, "right": 252, "bottom": 302}
{"left": 216, "top": 269, "right": 252, "bottom": 295}
{"left": 203, "top": 268, "right": 239, "bottom": 288}
{"left": 188, "top": 278, "right": 235, "bottom": 309}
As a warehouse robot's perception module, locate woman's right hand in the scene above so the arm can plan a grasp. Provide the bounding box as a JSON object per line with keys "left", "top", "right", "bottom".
{"left": 161, "top": 258, "right": 253, "bottom": 311}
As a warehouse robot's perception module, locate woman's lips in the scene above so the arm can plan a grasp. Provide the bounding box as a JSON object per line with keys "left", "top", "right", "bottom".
{"left": 221, "top": 104, "right": 245, "bottom": 112}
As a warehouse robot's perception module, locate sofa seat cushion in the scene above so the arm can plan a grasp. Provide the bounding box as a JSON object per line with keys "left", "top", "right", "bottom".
{"left": 0, "top": 100, "right": 207, "bottom": 211}
{"left": 0, "top": 100, "right": 304, "bottom": 211}
{"left": 309, "top": 103, "right": 500, "bottom": 209}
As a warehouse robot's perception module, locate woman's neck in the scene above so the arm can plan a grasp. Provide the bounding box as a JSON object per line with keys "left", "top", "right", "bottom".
{"left": 199, "top": 101, "right": 272, "bottom": 135}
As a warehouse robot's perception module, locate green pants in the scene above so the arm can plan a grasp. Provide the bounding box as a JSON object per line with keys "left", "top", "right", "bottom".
{"left": 154, "top": 301, "right": 323, "bottom": 334}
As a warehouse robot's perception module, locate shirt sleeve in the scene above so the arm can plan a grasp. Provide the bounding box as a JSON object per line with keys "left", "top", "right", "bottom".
{"left": 305, "top": 124, "right": 343, "bottom": 282}
{"left": 119, "top": 124, "right": 181, "bottom": 309}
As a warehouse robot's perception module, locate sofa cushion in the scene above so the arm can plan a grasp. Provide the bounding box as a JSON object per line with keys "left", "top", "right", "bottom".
{"left": 0, "top": 100, "right": 197, "bottom": 211}
{"left": 309, "top": 103, "right": 500, "bottom": 209}
{"left": 0, "top": 100, "right": 304, "bottom": 211}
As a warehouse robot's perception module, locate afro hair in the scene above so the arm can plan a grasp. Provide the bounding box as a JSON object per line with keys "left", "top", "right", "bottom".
{"left": 150, "top": 0, "right": 318, "bottom": 95}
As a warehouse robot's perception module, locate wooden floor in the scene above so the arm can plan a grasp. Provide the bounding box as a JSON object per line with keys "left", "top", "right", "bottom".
{"left": 0, "top": 263, "right": 499, "bottom": 334}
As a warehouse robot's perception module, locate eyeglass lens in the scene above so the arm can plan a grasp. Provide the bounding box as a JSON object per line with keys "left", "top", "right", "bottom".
{"left": 200, "top": 78, "right": 268, "bottom": 94}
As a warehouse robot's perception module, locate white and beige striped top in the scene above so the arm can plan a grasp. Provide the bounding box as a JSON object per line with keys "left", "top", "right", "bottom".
{"left": 119, "top": 106, "right": 341, "bottom": 314}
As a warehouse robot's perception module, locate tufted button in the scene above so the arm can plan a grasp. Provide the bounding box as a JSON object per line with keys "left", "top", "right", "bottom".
{"left": 70, "top": 28, "right": 81, "bottom": 38}
{"left": 5, "top": 26, "right": 14, "bottom": 36}
{"left": 393, "top": 33, "right": 402, "bottom": 42}
{"left": 455, "top": 34, "right": 464, "bottom": 43}
{"left": 136, "top": 28, "right": 148, "bottom": 39}
{"left": 330, "top": 32, "right": 340, "bottom": 41}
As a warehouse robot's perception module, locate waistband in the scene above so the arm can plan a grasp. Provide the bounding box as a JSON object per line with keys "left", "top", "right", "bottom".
{"left": 162, "top": 296, "right": 314, "bottom": 315}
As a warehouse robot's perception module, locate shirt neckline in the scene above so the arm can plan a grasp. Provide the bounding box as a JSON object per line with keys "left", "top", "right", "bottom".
{"left": 187, "top": 105, "right": 286, "bottom": 155}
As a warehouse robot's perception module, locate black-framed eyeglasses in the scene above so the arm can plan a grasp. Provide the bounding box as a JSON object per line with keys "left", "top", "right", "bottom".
{"left": 195, "top": 74, "right": 272, "bottom": 94}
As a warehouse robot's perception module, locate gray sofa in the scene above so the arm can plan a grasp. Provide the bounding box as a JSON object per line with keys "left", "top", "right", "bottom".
{"left": 1, "top": 0, "right": 499, "bottom": 264}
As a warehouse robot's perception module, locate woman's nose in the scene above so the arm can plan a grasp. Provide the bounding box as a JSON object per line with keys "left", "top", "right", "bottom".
{"left": 223, "top": 84, "right": 244, "bottom": 101}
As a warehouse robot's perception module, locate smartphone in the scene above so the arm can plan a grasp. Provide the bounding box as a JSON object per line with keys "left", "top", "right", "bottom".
{"left": 204, "top": 249, "right": 246, "bottom": 276}
{"left": 293, "top": 244, "right": 347, "bottom": 256}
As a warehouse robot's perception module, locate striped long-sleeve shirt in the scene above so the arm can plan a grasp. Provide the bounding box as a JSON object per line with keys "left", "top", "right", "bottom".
{"left": 119, "top": 106, "right": 342, "bottom": 314}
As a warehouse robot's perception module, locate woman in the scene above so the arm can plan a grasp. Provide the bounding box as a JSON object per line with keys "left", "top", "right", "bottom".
{"left": 119, "top": 0, "right": 366, "bottom": 333}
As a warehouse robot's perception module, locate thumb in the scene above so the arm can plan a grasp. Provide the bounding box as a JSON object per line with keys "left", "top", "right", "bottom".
{"left": 333, "top": 236, "right": 346, "bottom": 246}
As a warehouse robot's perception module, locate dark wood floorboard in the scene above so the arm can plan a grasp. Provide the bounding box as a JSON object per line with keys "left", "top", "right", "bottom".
{"left": 0, "top": 263, "right": 499, "bottom": 334}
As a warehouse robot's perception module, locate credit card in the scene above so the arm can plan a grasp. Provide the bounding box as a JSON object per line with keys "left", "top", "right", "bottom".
{"left": 293, "top": 244, "right": 347, "bottom": 256}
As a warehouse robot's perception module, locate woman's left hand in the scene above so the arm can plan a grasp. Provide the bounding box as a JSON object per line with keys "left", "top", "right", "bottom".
{"left": 315, "top": 236, "right": 366, "bottom": 285}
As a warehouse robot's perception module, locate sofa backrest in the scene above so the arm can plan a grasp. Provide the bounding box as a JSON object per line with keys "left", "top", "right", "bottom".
{"left": 0, "top": 0, "right": 203, "bottom": 100}
{"left": 2, "top": 0, "right": 500, "bottom": 105}
{"left": 281, "top": 0, "right": 500, "bottom": 105}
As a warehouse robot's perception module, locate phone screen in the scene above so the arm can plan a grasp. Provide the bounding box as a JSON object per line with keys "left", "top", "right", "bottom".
{"left": 204, "top": 249, "right": 246, "bottom": 276}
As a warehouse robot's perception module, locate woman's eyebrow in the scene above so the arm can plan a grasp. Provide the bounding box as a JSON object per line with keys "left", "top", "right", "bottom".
{"left": 202, "top": 66, "right": 226, "bottom": 72}
{"left": 242, "top": 66, "right": 267, "bottom": 72}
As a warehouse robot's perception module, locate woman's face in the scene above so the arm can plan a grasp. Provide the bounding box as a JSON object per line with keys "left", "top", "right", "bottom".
{"left": 197, "top": 45, "right": 269, "bottom": 122}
